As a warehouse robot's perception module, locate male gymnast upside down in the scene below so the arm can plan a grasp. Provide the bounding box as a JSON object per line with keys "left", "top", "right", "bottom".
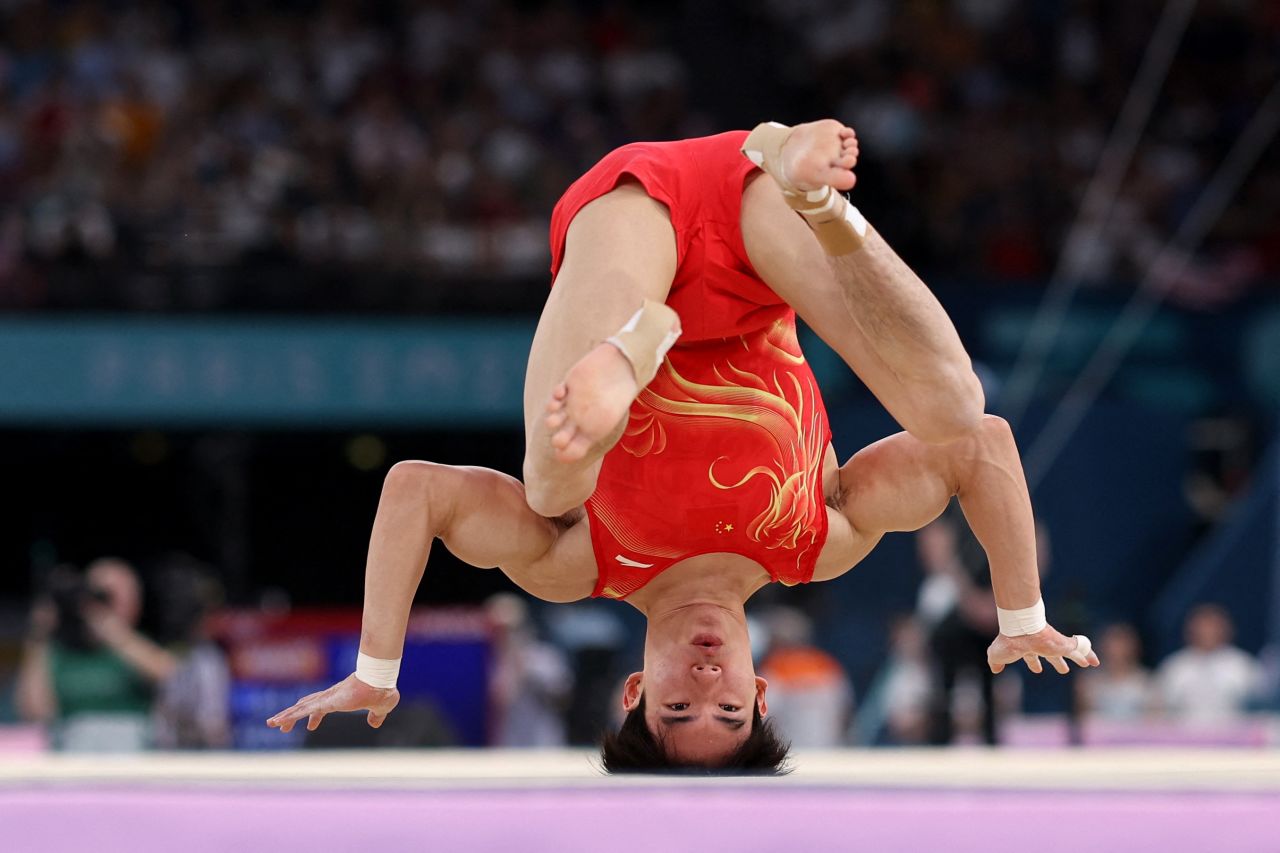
{"left": 268, "top": 119, "right": 1100, "bottom": 771}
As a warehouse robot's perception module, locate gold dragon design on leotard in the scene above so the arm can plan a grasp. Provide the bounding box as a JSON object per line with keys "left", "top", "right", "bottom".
{"left": 619, "top": 318, "right": 827, "bottom": 556}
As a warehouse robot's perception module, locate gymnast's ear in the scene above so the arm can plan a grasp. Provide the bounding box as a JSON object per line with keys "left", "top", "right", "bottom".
{"left": 755, "top": 676, "right": 769, "bottom": 718}
{"left": 622, "top": 672, "right": 643, "bottom": 711}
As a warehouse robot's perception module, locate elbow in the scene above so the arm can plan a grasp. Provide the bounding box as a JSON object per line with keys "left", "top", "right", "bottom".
{"left": 383, "top": 459, "right": 454, "bottom": 518}
{"left": 384, "top": 460, "right": 436, "bottom": 498}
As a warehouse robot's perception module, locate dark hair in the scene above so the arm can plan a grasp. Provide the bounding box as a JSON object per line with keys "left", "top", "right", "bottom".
{"left": 599, "top": 695, "right": 791, "bottom": 775}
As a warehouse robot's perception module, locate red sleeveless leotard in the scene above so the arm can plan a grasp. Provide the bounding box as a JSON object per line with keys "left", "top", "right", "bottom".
{"left": 548, "top": 131, "right": 832, "bottom": 600}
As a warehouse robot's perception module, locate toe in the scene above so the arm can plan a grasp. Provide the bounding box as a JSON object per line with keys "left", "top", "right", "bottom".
{"left": 551, "top": 426, "right": 574, "bottom": 450}
{"left": 828, "top": 170, "right": 856, "bottom": 191}
{"left": 562, "top": 433, "right": 593, "bottom": 462}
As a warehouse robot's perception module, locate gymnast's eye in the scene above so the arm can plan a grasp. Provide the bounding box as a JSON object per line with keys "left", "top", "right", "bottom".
{"left": 720, "top": 705, "right": 739, "bottom": 713}
{"left": 668, "top": 703, "right": 688, "bottom": 711}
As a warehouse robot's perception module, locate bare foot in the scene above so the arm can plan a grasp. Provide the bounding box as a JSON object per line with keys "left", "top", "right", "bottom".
{"left": 779, "top": 119, "right": 860, "bottom": 193}
{"left": 544, "top": 342, "right": 641, "bottom": 463}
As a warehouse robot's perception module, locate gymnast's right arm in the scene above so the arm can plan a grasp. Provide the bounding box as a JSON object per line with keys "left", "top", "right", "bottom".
{"left": 267, "top": 462, "right": 588, "bottom": 734}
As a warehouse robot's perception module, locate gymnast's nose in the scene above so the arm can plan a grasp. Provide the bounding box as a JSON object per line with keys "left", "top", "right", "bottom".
{"left": 692, "top": 664, "right": 721, "bottom": 681}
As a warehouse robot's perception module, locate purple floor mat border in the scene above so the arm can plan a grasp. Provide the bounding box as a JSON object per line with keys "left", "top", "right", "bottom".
{"left": 3, "top": 786, "right": 1279, "bottom": 853}
{"left": 5, "top": 780, "right": 1280, "bottom": 798}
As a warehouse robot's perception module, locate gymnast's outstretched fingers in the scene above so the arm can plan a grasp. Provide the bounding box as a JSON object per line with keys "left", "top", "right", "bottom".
{"left": 266, "top": 673, "right": 400, "bottom": 734}
{"left": 987, "top": 626, "right": 1101, "bottom": 675}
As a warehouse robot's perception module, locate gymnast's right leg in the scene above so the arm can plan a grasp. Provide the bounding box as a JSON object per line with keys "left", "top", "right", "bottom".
{"left": 521, "top": 182, "right": 678, "bottom": 517}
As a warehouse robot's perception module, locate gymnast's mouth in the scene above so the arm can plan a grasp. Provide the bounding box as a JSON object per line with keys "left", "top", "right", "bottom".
{"left": 691, "top": 634, "right": 723, "bottom": 649}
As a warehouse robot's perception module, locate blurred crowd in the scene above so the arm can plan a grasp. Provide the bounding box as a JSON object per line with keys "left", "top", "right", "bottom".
{"left": 767, "top": 0, "right": 1280, "bottom": 302}
{"left": 0, "top": 0, "right": 1275, "bottom": 312}
{"left": 7, "top": 534, "right": 1276, "bottom": 753}
{"left": 0, "top": 0, "right": 702, "bottom": 311}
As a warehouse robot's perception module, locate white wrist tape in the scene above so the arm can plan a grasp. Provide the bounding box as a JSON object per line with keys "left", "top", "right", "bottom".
{"left": 997, "top": 598, "right": 1047, "bottom": 637}
{"left": 355, "top": 652, "right": 401, "bottom": 689}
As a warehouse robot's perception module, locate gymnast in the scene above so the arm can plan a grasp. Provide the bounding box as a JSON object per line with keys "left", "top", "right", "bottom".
{"left": 268, "top": 119, "right": 1099, "bottom": 771}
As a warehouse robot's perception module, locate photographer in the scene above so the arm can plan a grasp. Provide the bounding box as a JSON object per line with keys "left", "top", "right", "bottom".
{"left": 16, "top": 558, "right": 177, "bottom": 751}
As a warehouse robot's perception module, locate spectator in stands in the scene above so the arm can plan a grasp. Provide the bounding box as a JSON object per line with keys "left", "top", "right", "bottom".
{"left": 857, "top": 615, "right": 933, "bottom": 746}
{"left": 1255, "top": 642, "right": 1280, "bottom": 713}
{"left": 0, "top": 1, "right": 1274, "bottom": 312}
{"left": 757, "top": 607, "right": 853, "bottom": 748}
{"left": 1077, "top": 623, "right": 1155, "bottom": 720}
{"left": 150, "top": 557, "right": 232, "bottom": 750}
{"left": 915, "top": 512, "right": 999, "bottom": 745}
{"left": 15, "top": 558, "right": 176, "bottom": 751}
{"left": 1155, "top": 604, "right": 1263, "bottom": 723}
{"left": 486, "top": 593, "right": 572, "bottom": 747}
{"left": 545, "top": 601, "right": 629, "bottom": 746}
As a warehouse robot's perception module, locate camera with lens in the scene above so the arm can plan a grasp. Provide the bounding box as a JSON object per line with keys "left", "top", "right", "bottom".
{"left": 42, "top": 565, "right": 113, "bottom": 651}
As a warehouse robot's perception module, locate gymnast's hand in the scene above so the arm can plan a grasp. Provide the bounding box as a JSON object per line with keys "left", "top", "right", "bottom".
{"left": 987, "top": 625, "right": 1100, "bottom": 675}
{"left": 266, "top": 673, "right": 400, "bottom": 734}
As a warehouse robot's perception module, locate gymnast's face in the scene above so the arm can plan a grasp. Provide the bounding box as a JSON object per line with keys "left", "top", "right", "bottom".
{"left": 623, "top": 614, "right": 768, "bottom": 765}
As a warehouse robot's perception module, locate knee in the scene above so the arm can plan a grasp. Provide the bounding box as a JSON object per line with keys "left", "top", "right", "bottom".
{"left": 521, "top": 459, "right": 588, "bottom": 519}
{"left": 909, "top": 371, "right": 986, "bottom": 445}
{"left": 523, "top": 483, "right": 575, "bottom": 519}
{"left": 521, "top": 478, "right": 571, "bottom": 519}
{"left": 943, "top": 367, "right": 987, "bottom": 433}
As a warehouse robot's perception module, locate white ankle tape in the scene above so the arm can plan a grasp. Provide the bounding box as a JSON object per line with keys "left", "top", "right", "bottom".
{"left": 741, "top": 121, "right": 798, "bottom": 192}
{"left": 604, "top": 299, "right": 681, "bottom": 387}
{"left": 997, "top": 598, "right": 1046, "bottom": 637}
{"left": 355, "top": 652, "right": 400, "bottom": 688}
{"left": 742, "top": 122, "right": 867, "bottom": 256}
{"left": 786, "top": 186, "right": 868, "bottom": 255}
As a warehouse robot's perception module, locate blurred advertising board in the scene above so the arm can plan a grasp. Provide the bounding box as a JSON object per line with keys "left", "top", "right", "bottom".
{"left": 212, "top": 607, "right": 491, "bottom": 749}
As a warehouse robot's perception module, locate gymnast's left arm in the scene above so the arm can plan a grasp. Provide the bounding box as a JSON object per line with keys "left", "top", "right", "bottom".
{"left": 944, "top": 418, "right": 1100, "bottom": 676}
{"left": 823, "top": 418, "right": 1101, "bottom": 677}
